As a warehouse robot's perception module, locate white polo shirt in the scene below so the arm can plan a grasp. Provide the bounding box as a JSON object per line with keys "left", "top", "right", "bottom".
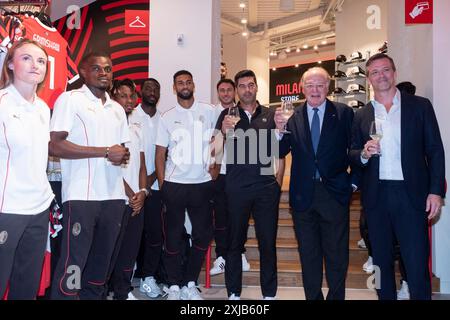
{"left": 0, "top": 85, "right": 54, "bottom": 215}
{"left": 156, "top": 101, "right": 216, "bottom": 184}
{"left": 122, "top": 119, "right": 144, "bottom": 203}
{"left": 128, "top": 104, "right": 160, "bottom": 190}
{"left": 50, "top": 85, "right": 129, "bottom": 203}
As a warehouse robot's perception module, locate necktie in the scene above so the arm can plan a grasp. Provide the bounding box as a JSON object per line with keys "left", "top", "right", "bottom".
{"left": 311, "top": 108, "right": 320, "bottom": 154}
{"left": 311, "top": 108, "right": 320, "bottom": 179}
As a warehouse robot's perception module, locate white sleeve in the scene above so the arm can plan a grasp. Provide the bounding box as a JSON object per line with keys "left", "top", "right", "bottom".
{"left": 50, "top": 92, "right": 75, "bottom": 133}
{"left": 118, "top": 108, "right": 130, "bottom": 145}
{"left": 155, "top": 114, "right": 169, "bottom": 147}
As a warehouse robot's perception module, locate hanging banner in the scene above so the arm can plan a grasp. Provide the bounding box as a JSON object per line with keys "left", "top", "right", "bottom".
{"left": 405, "top": 0, "right": 433, "bottom": 24}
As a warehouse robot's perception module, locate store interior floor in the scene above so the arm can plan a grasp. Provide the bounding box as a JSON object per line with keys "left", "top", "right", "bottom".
{"left": 127, "top": 279, "right": 450, "bottom": 300}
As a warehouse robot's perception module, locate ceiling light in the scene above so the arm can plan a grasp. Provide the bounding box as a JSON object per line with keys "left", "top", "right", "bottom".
{"left": 285, "top": 47, "right": 291, "bottom": 53}
{"left": 302, "top": 44, "right": 308, "bottom": 49}
{"left": 239, "top": 2, "right": 246, "bottom": 8}
{"left": 296, "top": 48, "right": 301, "bottom": 53}
{"left": 318, "top": 61, "right": 322, "bottom": 64}
{"left": 272, "top": 67, "right": 277, "bottom": 71}
{"left": 242, "top": 30, "right": 248, "bottom": 37}
{"left": 295, "top": 64, "right": 299, "bottom": 67}
{"left": 313, "top": 45, "right": 319, "bottom": 50}
{"left": 241, "top": 18, "right": 247, "bottom": 24}
{"left": 321, "top": 40, "right": 327, "bottom": 45}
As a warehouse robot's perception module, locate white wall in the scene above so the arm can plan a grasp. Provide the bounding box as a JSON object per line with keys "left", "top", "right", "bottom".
{"left": 50, "top": 0, "right": 96, "bottom": 21}
{"left": 432, "top": 0, "right": 450, "bottom": 294}
{"left": 222, "top": 33, "right": 247, "bottom": 84}
{"left": 247, "top": 38, "right": 270, "bottom": 105}
{"left": 149, "top": 0, "right": 221, "bottom": 112}
{"left": 335, "top": 0, "right": 388, "bottom": 61}
{"left": 387, "top": 0, "right": 433, "bottom": 99}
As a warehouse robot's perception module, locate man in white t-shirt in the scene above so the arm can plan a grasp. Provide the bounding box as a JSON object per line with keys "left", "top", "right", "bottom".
{"left": 209, "top": 79, "right": 250, "bottom": 277}
{"left": 128, "top": 78, "right": 165, "bottom": 298}
{"left": 49, "top": 52, "right": 130, "bottom": 300}
{"left": 155, "top": 70, "right": 216, "bottom": 300}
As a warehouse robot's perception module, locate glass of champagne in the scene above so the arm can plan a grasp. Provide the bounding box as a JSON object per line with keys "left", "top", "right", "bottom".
{"left": 369, "top": 120, "right": 383, "bottom": 156}
{"left": 227, "top": 106, "right": 241, "bottom": 139}
{"left": 280, "top": 100, "right": 295, "bottom": 134}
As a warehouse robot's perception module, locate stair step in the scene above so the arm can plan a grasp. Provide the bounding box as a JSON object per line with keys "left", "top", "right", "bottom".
{"left": 200, "top": 261, "right": 440, "bottom": 291}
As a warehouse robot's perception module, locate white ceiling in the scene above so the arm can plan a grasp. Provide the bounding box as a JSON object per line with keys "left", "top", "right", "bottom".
{"left": 221, "top": 0, "right": 344, "bottom": 55}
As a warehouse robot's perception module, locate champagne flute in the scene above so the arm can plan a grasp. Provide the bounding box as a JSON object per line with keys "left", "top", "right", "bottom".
{"left": 369, "top": 120, "right": 383, "bottom": 156}
{"left": 280, "top": 100, "right": 295, "bottom": 134}
{"left": 227, "top": 106, "right": 241, "bottom": 139}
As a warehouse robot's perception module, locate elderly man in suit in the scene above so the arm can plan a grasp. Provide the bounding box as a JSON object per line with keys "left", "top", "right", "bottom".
{"left": 350, "top": 53, "right": 445, "bottom": 300}
{"left": 275, "top": 67, "right": 357, "bottom": 300}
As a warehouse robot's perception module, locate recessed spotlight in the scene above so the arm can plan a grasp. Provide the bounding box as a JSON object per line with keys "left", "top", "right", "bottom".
{"left": 285, "top": 47, "right": 291, "bottom": 53}
{"left": 272, "top": 67, "right": 276, "bottom": 71}
{"left": 242, "top": 30, "right": 248, "bottom": 37}
{"left": 303, "top": 44, "right": 308, "bottom": 49}
{"left": 313, "top": 45, "right": 319, "bottom": 50}
{"left": 295, "top": 64, "right": 299, "bottom": 67}
{"left": 321, "top": 40, "right": 327, "bottom": 45}
{"left": 296, "top": 48, "right": 301, "bottom": 53}
{"left": 318, "top": 61, "right": 322, "bottom": 64}
{"left": 239, "top": 2, "right": 246, "bottom": 8}
{"left": 241, "top": 18, "right": 247, "bottom": 24}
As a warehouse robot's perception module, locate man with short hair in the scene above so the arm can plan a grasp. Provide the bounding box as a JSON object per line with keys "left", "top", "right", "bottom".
{"left": 155, "top": 70, "right": 216, "bottom": 300}
{"left": 49, "top": 52, "right": 130, "bottom": 299}
{"left": 350, "top": 53, "right": 445, "bottom": 300}
{"left": 275, "top": 67, "right": 356, "bottom": 300}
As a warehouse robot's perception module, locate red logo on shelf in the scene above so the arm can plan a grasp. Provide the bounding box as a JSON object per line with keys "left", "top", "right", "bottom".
{"left": 405, "top": 0, "right": 433, "bottom": 24}
{"left": 125, "top": 10, "right": 149, "bottom": 34}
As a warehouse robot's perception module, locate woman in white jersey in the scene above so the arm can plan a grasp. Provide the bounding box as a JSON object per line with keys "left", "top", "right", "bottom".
{"left": 0, "top": 39, "right": 54, "bottom": 299}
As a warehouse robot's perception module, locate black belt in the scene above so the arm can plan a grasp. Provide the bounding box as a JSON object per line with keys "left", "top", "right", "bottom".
{"left": 379, "top": 179, "right": 404, "bottom": 186}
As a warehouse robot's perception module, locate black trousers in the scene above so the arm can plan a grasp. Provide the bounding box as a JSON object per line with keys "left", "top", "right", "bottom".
{"left": 50, "top": 200, "right": 125, "bottom": 300}
{"left": 365, "top": 181, "right": 430, "bottom": 300}
{"left": 110, "top": 206, "right": 144, "bottom": 299}
{"left": 293, "top": 181, "right": 349, "bottom": 300}
{"left": 225, "top": 183, "right": 280, "bottom": 298}
{"left": 140, "top": 190, "right": 163, "bottom": 278}
{"left": 161, "top": 181, "right": 213, "bottom": 287}
{"left": 0, "top": 209, "right": 49, "bottom": 300}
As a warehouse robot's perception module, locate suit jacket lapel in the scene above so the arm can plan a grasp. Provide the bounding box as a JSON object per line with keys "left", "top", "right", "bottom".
{"left": 316, "top": 100, "right": 337, "bottom": 155}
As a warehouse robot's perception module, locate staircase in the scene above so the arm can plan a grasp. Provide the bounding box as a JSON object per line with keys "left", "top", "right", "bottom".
{"left": 201, "top": 157, "right": 440, "bottom": 292}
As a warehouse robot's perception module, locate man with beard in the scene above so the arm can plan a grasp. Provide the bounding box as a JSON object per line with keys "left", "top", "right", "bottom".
{"left": 155, "top": 70, "right": 216, "bottom": 300}
{"left": 128, "top": 78, "right": 165, "bottom": 298}
{"left": 49, "top": 52, "right": 130, "bottom": 299}
{"left": 216, "top": 69, "right": 284, "bottom": 300}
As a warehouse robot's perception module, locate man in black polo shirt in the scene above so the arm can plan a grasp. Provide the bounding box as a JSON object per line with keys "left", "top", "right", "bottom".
{"left": 215, "top": 69, "right": 284, "bottom": 300}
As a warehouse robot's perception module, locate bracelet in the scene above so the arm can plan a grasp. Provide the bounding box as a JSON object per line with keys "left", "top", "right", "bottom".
{"left": 139, "top": 188, "right": 149, "bottom": 197}
{"left": 105, "top": 147, "right": 110, "bottom": 158}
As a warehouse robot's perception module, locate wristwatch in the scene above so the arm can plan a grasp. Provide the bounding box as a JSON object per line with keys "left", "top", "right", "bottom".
{"left": 139, "top": 188, "right": 149, "bottom": 197}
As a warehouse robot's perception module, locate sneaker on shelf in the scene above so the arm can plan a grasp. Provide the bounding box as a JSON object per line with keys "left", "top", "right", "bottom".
{"left": 397, "top": 280, "right": 410, "bottom": 300}
{"left": 263, "top": 296, "right": 276, "bottom": 300}
{"left": 242, "top": 253, "right": 251, "bottom": 272}
{"left": 210, "top": 256, "right": 226, "bottom": 276}
{"left": 165, "top": 285, "right": 181, "bottom": 300}
{"left": 357, "top": 238, "right": 367, "bottom": 249}
{"left": 363, "top": 256, "right": 374, "bottom": 273}
{"left": 228, "top": 293, "right": 241, "bottom": 300}
{"left": 126, "top": 292, "right": 138, "bottom": 300}
{"left": 180, "top": 281, "right": 203, "bottom": 300}
{"left": 139, "top": 276, "right": 163, "bottom": 298}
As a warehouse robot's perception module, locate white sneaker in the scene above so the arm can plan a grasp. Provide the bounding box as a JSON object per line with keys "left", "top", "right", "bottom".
{"left": 229, "top": 293, "right": 240, "bottom": 300}
{"left": 180, "top": 281, "right": 203, "bottom": 300}
{"left": 242, "top": 254, "right": 251, "bottom": 272}
{"left": 165, "top": 285, "right": 181, "bottom": 300}
{"left": 210, "top": 256, "right": 226, "bottom": 276}
{"left": 363, "top": 256, "right": 374, "bottom": 273}
{"left": 263, "top": 296, "right": 276, "bottom": 300}
{"left": 357, "top": 238, "right": 367, "bottom": 249}
{"left": 126, "top": 292, "right": 138, "bottom": 300}
{"left": 140, "top": 276, "right": 163, "bottom": 298}
{"left": 397, "top": 280, "right": 410, "bottom": 300}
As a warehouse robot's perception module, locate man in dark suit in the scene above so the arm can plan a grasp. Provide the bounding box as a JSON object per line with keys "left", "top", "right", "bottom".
{"left": 274, "top": 67, "right": 356, "bottom": 300}
{"left": 350, "top": 53, "right": 445, "bottom": 300}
